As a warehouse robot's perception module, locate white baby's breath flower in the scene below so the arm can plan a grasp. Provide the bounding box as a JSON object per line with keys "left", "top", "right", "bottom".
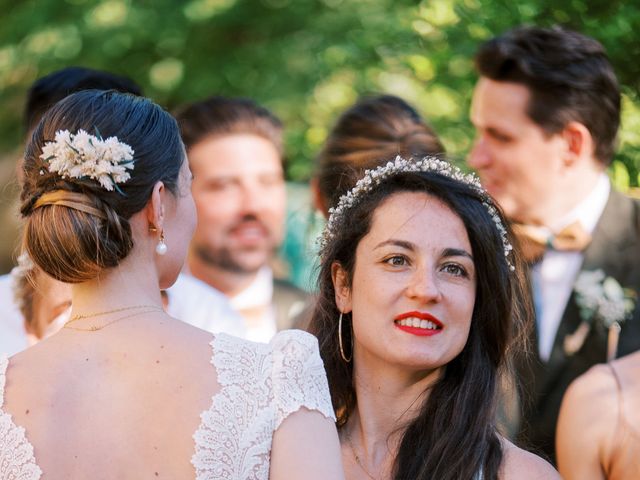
{"left": 72, "top": 129, "right": 94, "bottom": 152}
{"left": 40, "top": 129, "right": 134, "bottom": 192}
{"left": 599, "top": 301, "right": 626, "bottom": 325}
{"left": 603, "top": 276, "right": 625, "bottom": 301}
{"left": 574, "top": 269, "right": 605, "bottom": 291}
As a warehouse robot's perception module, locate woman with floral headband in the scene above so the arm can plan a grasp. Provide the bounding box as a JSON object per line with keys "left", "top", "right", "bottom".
{"left": 0, "top": 90, "right": 343, "bottom": 480}
{"left": 309, "top": 157, "right": 559, "bottom": 480}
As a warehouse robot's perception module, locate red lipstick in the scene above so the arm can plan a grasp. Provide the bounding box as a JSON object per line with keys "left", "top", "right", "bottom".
{"left": 394, "top": 311, "right": 443, "bottom": 337}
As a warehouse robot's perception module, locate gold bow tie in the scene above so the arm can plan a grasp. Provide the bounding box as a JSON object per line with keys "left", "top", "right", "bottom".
{"left": 513, "top": 221, "right": 592, "bottom": 264}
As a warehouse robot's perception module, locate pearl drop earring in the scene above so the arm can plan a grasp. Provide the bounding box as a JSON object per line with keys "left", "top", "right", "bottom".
{"left": 156, "top": 230, "right": 167, "bottom": 255}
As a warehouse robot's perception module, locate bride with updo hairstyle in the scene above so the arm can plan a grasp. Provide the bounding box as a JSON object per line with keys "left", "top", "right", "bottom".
{"left": 20, "top": 91, "right": 185, "bottom": 286}
{"left": 0, "top": 90, "right": 343, "bottom": 480}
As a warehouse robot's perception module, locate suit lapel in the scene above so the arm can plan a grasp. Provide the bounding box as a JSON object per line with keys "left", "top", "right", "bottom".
{"left": 540, "top": 190, "right": 635, "bottom": 390}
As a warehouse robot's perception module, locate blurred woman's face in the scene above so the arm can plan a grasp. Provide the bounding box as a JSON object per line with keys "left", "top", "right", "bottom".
{"left": 333, "top": 191, "right": 477, "bottom": 374}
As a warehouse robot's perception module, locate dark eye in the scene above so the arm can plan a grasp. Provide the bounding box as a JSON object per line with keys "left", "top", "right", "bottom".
{"left": 384, "top": 255, "right": 408, "bottom": 267}
{"left": 207, "top": 179, "right": 232, "bottom": 191}
{"left": 441, "top": 263, "right": 468, "bottom": 277}
{"left": 488, "top": 130, "right": 513, "bottom": 143}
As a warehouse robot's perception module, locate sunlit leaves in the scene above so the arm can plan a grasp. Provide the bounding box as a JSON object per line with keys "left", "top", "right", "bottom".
{"left": 0, "top": 0, "right": 638, "bottom": 188}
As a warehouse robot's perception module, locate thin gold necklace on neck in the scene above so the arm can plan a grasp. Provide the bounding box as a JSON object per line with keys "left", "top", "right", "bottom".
{"left": 64, "top": 305, "right": 164, "bottom": 331}
{"left": 345, "top": 430, "right": 385, "bottom": 480}
{"left": 68, "top": 304, "right": 161, "bottom": 322}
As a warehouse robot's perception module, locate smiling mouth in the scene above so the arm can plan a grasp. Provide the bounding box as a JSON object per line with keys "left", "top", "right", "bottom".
{"left": 393, "top": 312, "right": 444, "bottom": 337}
{"left": 395, "top": 317, "right": 441, "bottom": 330}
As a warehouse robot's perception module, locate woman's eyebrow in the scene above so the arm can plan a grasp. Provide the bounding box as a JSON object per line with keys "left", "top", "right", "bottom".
{"left": 374, "top": 239, "right": 415, "bottom": 251}
{"left": 442, "top": 247, "right": 473, "bottom": 261}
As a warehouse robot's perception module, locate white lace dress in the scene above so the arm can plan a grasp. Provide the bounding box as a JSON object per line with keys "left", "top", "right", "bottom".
{"left": 0, "top": 330, "right": 335, "bottom": 480}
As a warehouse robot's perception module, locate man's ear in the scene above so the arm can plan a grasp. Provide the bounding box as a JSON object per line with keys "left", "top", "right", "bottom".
{"left": 146, "top": 181, "right": 166, "bottom": 230}
{"left": 561, "top": 121, "right": 594, "bottom": 167}
{"left": 331, "top": 261, "right": 352, "bottom": 313}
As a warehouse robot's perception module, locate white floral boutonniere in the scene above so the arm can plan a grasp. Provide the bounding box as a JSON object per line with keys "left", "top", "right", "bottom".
{"left": 564, "top": 269, "right": 637, "bottom": 360}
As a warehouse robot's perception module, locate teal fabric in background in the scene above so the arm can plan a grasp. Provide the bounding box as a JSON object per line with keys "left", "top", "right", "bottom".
{"left": 277, "top": 182, "right": 325, "bottom": 293}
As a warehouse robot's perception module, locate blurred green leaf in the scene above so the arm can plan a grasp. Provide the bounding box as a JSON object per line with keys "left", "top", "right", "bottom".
{"left": 0, "top": 0, "right": 638, "bottom": 185}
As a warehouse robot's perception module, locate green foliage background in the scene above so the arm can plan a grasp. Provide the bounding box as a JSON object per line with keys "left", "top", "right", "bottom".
{"left": 0, "top": 0, "right": 640, "bottom": 187}
{"left": 1, "top": 0, "right": 639, "bottom": 187}
{"left": 0, "top": 0, "right": 638, "bottom": 276}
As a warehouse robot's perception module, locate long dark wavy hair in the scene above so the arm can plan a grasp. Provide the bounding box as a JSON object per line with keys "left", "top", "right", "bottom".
{"left": 309, "top": 168, "right": 532, "bottom": 480}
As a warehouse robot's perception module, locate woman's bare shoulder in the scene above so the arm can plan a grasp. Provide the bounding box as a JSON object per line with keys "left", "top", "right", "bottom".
{"left": 500, "top": 438, "right": 560, "bottom": 480}
{"left": 614, "top": 350, "right": 640, "bottom": 383}
{"left": 568, "top": 363, "right": 618, "bottom": 397}
{"left": 559, "top": 363, "right": 618, "bottom": 425}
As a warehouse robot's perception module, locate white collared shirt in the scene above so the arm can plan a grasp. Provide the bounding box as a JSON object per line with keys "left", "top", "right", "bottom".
{"left": 165, "top": 274, "right": 246, "bottom": 338}
{"left": 533, "top": 174, "right": 610, "bottom": 361}
{"left": 0, "top": 274, "right": 29, "bottom": 356}
{"left": 229, "top": 266, "right": 278, "bottom": 343}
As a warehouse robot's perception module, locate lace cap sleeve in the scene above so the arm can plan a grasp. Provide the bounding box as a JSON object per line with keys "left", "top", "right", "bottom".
{"left": 0, "top": 354, "right": 8, "bottom": 408}
{"left": 0, "top": 354, "right": 43, "bottom": 480}
{"left": 269, "top": 330, "right": 336, "bottom": 429}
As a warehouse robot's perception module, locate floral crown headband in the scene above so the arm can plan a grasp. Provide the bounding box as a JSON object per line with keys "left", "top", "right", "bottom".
{"left": 39, "top": 129, "right": 134, "bottom": 193}
{"left": 319, "top": 156, "right": 515, "bottom": 271}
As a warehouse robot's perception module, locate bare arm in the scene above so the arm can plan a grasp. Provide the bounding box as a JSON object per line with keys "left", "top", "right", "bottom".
{"left": 270, "top": 407, "right": 345, "bottom": 480}
{"left": 556, "top": 365, "right": 617, "bottom": 480}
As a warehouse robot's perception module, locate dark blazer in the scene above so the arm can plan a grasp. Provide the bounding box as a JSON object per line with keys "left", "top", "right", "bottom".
{"left": 516, "top": 189, "right": 640, "bottom": 463}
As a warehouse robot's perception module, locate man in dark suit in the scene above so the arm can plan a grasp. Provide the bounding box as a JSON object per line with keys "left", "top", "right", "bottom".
{"left": 468, "top": 25, "right": 640, "bottom": 463}
{"left": 175, "top": 97, "right": 309, "bottom": 341}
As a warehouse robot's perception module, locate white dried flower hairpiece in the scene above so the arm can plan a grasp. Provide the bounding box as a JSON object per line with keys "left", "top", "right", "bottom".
{"left": 319, "top": 156, "right": 515, "bottom": 271}
{"left": 39, "top": 129, "right": 134, "bottom": 192}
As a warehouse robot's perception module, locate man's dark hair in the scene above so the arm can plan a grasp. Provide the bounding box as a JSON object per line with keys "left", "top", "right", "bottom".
{"left": 175, "top": 96, "right": 283, "bottom": 157}
{"left": 475, "top": 25, "right": 620, "bottom": 165}
{"left": 24, "top": 67, "right": 143, "bottom": 133}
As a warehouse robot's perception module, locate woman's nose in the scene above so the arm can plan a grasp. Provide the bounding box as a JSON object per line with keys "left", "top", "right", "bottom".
{"left": 405, "top": 267, "right": 442, "bottom": 304}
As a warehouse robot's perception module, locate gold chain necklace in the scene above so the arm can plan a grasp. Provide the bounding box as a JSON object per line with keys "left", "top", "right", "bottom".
{"left": 67, "top": 304, "right": 160, "bottom": 323}
{"left": 345, "top": 431, "right": 384, "bottom": 480}
{"left": 64, "top": 305, "right": 164, "bottom": 331}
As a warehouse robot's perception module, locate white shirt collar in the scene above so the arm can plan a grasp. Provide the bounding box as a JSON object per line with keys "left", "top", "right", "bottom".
{"left": 230, "top": 266, "right": 274, "bottom": 310}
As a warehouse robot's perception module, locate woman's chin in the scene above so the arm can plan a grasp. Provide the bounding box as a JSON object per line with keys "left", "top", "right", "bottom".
{"left": 159, "top": 269, "right": 181, "bottom": 292}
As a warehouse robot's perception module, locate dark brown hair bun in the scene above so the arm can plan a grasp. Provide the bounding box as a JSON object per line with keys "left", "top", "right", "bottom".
{"left": 21, "top": 90, "right": 184, "bottom": 283}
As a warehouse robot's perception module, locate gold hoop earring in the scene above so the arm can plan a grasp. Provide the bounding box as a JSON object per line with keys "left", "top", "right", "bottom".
{"left": 338, "top": 312, "right": 352, "bottom": 363}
